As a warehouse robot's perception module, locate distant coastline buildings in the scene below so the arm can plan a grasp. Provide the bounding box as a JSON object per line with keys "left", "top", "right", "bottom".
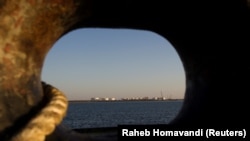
{"left": 89, "top": 90, "right": 177, "bottom": 101}
{"left": 91, "top": 97, "right": 116, "bottom": 101}
{"left": 89, "top": 96, "right": 178, "bottom": 102}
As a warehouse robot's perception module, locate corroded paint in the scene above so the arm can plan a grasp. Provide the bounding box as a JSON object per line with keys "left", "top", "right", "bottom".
{"left": 0, "top": 0, "right": 92, "bottom": 134}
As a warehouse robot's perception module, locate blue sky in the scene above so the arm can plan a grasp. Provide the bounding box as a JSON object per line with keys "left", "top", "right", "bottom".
{"left": 41, "top": 28, "right": 185, "bottom": 100}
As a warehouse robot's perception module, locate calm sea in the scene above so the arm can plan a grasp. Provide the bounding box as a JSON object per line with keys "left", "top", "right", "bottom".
{"left": 62, "top": 100, "right": 183, "bottom": 129}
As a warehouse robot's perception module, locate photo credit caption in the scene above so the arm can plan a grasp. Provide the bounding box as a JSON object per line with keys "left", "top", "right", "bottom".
{"left": 118, "top": 125, "right": 247, "bottom": 140}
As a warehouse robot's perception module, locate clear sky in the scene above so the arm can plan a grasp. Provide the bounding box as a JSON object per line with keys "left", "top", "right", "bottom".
{"left": 41, "top": 28, "right": 185, "bottom": 100}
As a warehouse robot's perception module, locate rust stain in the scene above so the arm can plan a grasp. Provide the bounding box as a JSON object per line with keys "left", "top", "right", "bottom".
{"left": 4, "top": 43, "right": 12, "bottom": 53}
{"left": 2, "top": 57, "right": 13, "bottom": 72}
{"left": 3, "top": 57, "right": 12, "bottom": 65}
{"left": 10, "top": 4, "right": 20, "bottom": 17}
{"left": 16, "top": 0, "right": 79, "bottom": 70}
{"left": 14, "top": 16, "right": 23, "bottom": 28}
{"left": 27, "top": 0, "right": 36, "bottom": 6}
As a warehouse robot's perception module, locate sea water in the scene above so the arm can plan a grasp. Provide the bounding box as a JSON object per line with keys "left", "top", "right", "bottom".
{"left": 62, "top": 100, "right": 183, "bottom": 129}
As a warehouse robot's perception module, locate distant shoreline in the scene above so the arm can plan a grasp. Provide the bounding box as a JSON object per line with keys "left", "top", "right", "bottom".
{"left": 68, "top": 99, "right": 183, "bottom": 103}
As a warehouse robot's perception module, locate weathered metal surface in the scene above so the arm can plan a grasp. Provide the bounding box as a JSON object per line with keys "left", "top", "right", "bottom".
{"left": 0, "top": 0, "right": 91, "bottom": 135}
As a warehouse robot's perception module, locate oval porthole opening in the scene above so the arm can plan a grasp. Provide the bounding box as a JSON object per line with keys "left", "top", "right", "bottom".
{"left": 42, "top": 28, "right": 185, "bottom": 129}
